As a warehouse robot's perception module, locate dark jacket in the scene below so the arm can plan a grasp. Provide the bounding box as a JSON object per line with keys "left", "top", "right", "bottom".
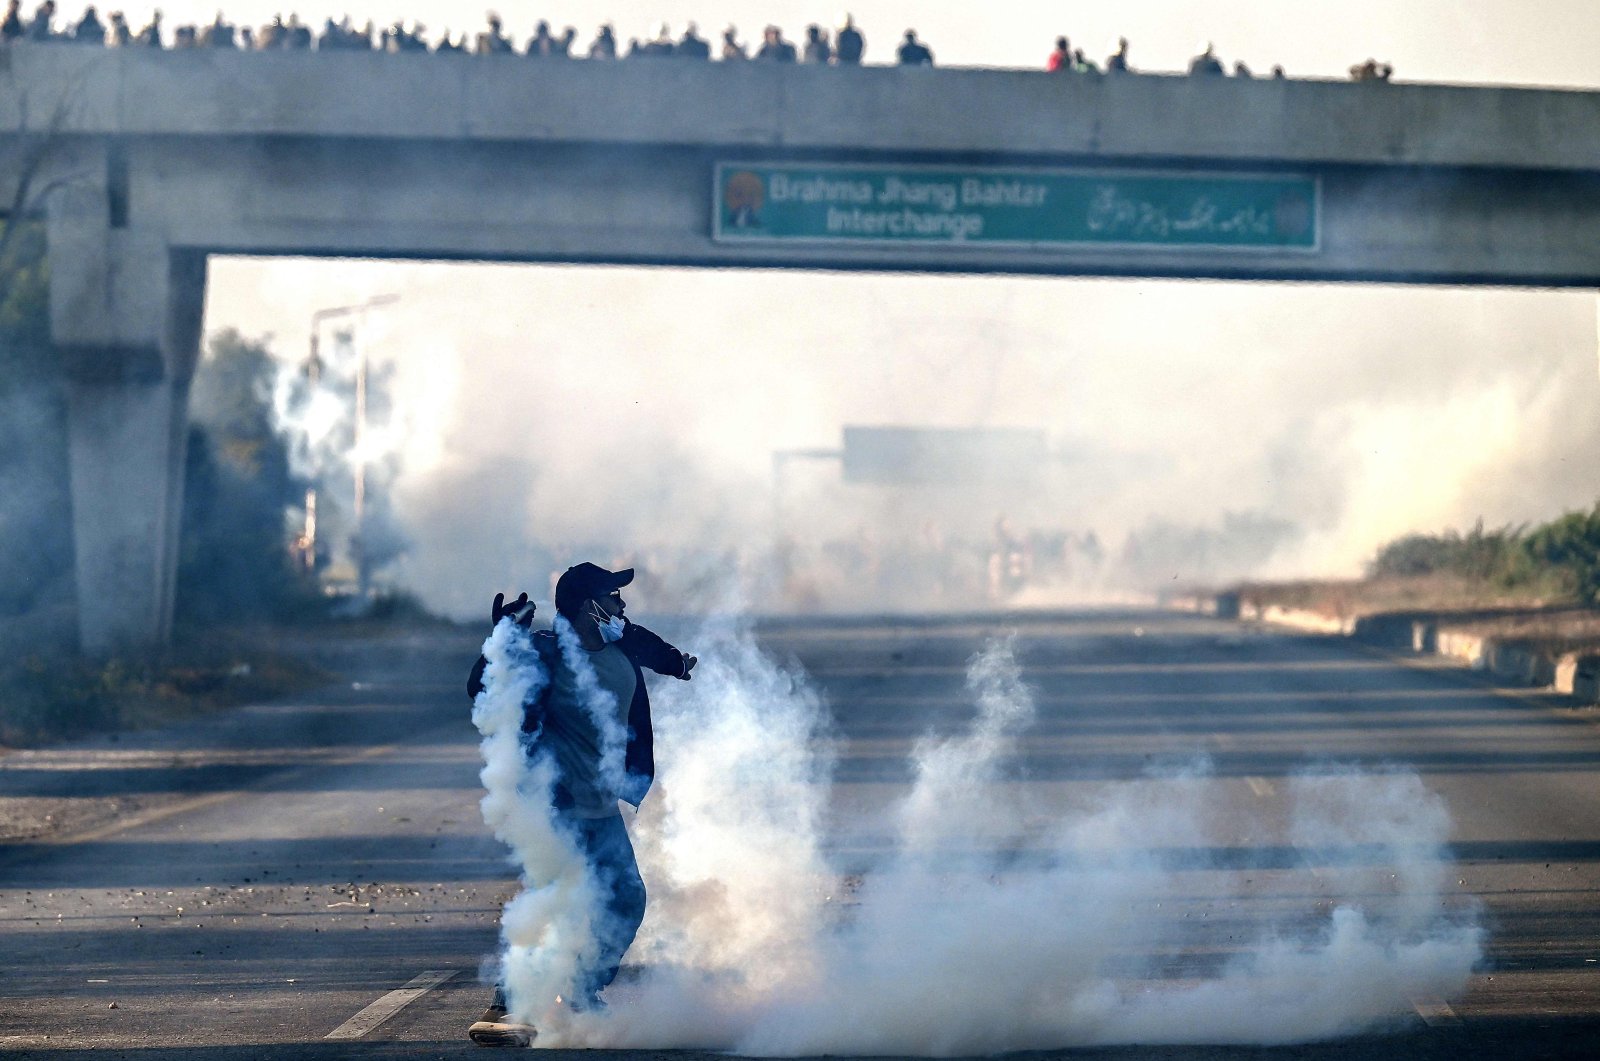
{"left": 468, "top": 619, "right": 691, "bottom": 806}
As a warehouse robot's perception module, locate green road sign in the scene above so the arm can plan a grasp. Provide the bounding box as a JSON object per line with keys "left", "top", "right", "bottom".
{"left": 713, "top": 163, "right": 1319, "bottom": 252}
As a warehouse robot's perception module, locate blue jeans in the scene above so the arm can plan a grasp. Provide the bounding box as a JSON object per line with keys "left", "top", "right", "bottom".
{"left": 570, "top": 813, "right": 646, "bottom": 1003}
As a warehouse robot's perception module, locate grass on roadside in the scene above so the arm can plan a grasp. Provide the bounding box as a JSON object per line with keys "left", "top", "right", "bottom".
{"left": 0, "top": 629, "right": 336, "bottom": 749}
{"left": 0, "top": 587, "right": 458, "bottom": 750}
{"left": 1233, "top": 571, "right": 1575, "bottom": 620}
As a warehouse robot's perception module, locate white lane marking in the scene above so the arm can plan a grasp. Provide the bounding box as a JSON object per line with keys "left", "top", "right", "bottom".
{"left": 1411, "top": 996, "right": 1461, "bottom": 1026}
{"left": 1245, "top": 776, "right": 1274, "bottom": 797}
{"left": 325, "top": 969, "right": 459, "bottom": 1040}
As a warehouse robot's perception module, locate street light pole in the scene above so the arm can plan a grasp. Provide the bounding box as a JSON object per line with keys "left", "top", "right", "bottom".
{"left": 297, "top": 294, "right": 400, "bottom": 582}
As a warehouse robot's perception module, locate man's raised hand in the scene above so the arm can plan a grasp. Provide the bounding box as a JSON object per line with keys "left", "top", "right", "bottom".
{"left": 491, "top": 591, "right": 536, "bottom": 629}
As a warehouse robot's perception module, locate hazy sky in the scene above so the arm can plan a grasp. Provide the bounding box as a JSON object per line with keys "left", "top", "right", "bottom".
{"left": 191, "top": 1, "right": 1600, "bottom": 614}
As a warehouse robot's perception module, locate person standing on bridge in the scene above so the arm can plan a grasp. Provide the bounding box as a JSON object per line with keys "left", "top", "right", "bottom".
{"left": 802, "top": 24, "right": 831, "bottom": 64}
{"left": 133, "top": 7, "right": 159, "bottom": 45}
{"left": 834, "top": 13, "right": 863, "bottom": 64}
{"left": 466, "top": 563, "right": 697, "bottom": 1047}
{"left": 69, "top": 4, "right": 103, "bottom": 44}
{"left": 1046, "top": 36, "right": 1071, "bottom": 72}
{"left": 676, "top": 21, "right": 709, "bottom": 59}
{"left": 1188, "top": 42, "right": 1226, "bottom": 76}
{"left": 525, "top": 19, "right": 555, "bottom": 57}
{"left": 588, "top": 22, "right": 616, "bottom": 60}
{"left": 1, "top": 0, "right": 24, "bottom": 42}
{"left": 755, "top": 24, "right": 797, "bottom": 62}
{"left": 477, "top": 11, "right": 512, "bottom": 55}
{"left": 896, "top": 28, "right": 933, "bottom": 66}
{"left": 25, "top": 0, "right": 55, "bottom": 42}
{"left": 1105, "top": 37, "right": 1131, "bottom": 73}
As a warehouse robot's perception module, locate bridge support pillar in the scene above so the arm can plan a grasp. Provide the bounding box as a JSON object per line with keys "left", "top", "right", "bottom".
{"left": 47, "top": 178, "right": 206, "bottom": 655}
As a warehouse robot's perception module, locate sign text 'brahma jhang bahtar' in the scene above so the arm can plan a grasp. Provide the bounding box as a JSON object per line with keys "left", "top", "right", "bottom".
{"left": 714, "top": 163, "right": 1320, "bottom": 252}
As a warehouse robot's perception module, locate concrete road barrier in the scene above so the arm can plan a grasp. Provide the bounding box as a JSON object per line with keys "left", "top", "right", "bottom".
{"left": 1197, "top": 594, "right": 1600, "bottom": 704}
{"left": 1436, "top": 630, "right": 1487, "bottom": 669}
{"left": 1556, "top": 653, "right": 1600, "bottom": 700}
{"left": 1350, "top": 613, "right": 1418, "bottom": 650}
{"left": 1484, "top": 643, "right": 1554, "bottom": 687}
{"left": 1257, "top": 605, "right": 1355, "bottom": 635}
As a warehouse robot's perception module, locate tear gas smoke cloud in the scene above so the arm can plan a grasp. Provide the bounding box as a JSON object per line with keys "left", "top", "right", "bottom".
{"left": 474, "top": 617, "right": 1483, "bottom": 1053}
{"left": 271, "top": 314, "right": 414, "bottom": 484}
{"left": 0, "top": 386, "right": 76, "bottom": 656}
{"left": 267, "top": 312, "right": 422, "bottom": 578}
{"left": 471, "top": 619, "right": 594, "bottom": 1016}
{"left": 212, "top": 260, "right": 1600, "bottom": 613}
{"left": 551, "top": 614, "right": 630, "bottom": 797}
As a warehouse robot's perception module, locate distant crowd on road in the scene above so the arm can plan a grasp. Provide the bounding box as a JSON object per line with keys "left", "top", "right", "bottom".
{"left": 1, "top": 2, "right": 1396, "bottom": 81}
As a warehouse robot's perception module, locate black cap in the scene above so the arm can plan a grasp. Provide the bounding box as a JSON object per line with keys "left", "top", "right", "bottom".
{"left": 554, "top": 562, "right": 634, "bottom": 613}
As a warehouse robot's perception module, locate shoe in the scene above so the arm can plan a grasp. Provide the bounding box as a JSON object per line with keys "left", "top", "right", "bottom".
{"left": 467, "top": 1001, "right": 535, "bottom": 1047}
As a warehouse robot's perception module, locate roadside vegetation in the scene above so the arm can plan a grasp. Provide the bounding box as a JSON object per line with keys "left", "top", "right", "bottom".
{"left": 1, "top": 223, "right": 430, "bottom": 746}
{"left": 1230, "top": 510, "right": 1600, "bottom": 663}
{"left": 0, "top": 319, "right": 339, "bottom": 745}
{"left": 1366, "top": 512, "right": 1600, "bottom": 606}
{"left": 0, "top": 638, "right": 335, "bottom": 745}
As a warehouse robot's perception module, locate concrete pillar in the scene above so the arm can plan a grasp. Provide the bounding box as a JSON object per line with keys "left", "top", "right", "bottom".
{"left": 60, "top": 381, "right": 186, "bottom": 653}
{"left": 46, "top": 158, "right": 207, "bottom": 655}
{"left": 158, "top": 251, "right": 208, "bottom": 637}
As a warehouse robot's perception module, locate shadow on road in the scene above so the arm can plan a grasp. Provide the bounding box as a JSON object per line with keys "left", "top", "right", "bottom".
{"left": 4, "top": 1018, "right": 1600, "bottom": 1061}
{"left": 0, "top": 833, "right": 509, "bottom": 888}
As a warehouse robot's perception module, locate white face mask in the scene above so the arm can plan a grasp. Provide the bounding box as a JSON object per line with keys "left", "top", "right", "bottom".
{"left": 589, "top": 600, "right": 626, "bottom": 643}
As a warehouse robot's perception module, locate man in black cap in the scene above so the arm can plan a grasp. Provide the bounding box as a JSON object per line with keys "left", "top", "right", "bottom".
{"left": 466, "top": 563, "right": 696, "bottom": 1047}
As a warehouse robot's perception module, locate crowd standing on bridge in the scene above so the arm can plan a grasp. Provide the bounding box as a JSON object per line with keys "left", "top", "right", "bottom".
{"left": 1, "top": 3, "right": 1396, "bottom": 79}
{"left": 1042, "top": 35, "right": 1397, "bottom": 81}
{"left": 0, "top": 3, "right": 936, "bottom": 66}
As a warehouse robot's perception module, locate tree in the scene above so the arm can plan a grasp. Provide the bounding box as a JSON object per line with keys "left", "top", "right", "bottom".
{"left": 0, "top": 85, "right": 94, "bottom": 642}
{"left": 0, "top": 217, "right": 50, "bottom": 376}
{"left": 176, "top": 330, "right": 319, "bottom": 624}
{"left": 1525, "top": 506, "right": 1600, "bottom": 603}
{"left": 0, "top": 83, "right": 85, "bottom": 280}
{"left": 0, "top": 217, "right": 74, "bottom": 631}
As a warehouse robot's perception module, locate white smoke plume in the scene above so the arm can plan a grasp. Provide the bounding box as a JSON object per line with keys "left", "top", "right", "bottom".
{"left": 207, "top": 260, "right": 1600, "bottom": 616}
{"left": 471, "top": 619, "right": 597, "bottom": 1023}
{"left": 608, "top": 613, "right": 838, "bottom": 1034}
{"left": 550, "top": 614, "right": 630, "bottom": 799}
{"left": 476, "top": 619, "right": 1482, "bottom": 1053}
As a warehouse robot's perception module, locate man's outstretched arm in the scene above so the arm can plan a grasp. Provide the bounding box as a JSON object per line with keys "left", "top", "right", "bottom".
{"left": 618, "top": 621, "right": 697, "bottom": 679}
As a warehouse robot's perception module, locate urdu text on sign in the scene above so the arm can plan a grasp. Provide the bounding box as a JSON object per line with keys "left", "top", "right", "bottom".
{"left": 713, "top": 163, "right": 1320, "bottom": 252}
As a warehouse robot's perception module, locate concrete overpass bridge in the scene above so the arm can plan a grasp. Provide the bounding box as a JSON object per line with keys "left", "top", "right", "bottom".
{"left": 5, "top": 45, "right": 1600, "bottom": 652}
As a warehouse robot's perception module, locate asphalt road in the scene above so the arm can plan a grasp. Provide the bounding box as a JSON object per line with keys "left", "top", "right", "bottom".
{"left": 2, "top": 611, "right": 1598, "bottom": 1059}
